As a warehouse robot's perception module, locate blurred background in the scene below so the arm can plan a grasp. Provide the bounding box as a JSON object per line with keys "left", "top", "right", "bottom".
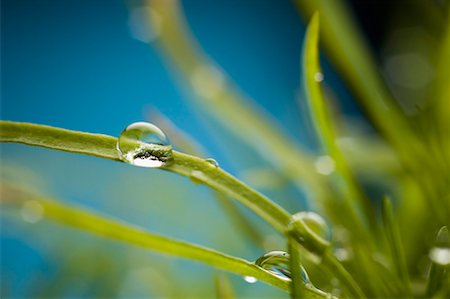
{"left": 1, "top": 0, "right": 447, "bottom": 297}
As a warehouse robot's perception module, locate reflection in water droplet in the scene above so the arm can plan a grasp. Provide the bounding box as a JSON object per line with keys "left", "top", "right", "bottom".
{"left": 292, "top": 211, "right": 330, "bottom": 240}
{"left": 429, "top": 247, "right": 450, "bottom": 266}
{"left": 314, "top": 155, "right": 335, "bottom": 175}
{"left": 117, "top": 122, "right": 173, "bottom": 168}
{"left": 243, "top": 276, "right": 258, "bottom": 284}
{"left": 205, "top": 158, "right": 219, "bottom": 168}
{"left": 21, "top": 200, "right": 44, "bottom": 223}
{"left": 314, "top": 72, "right": 324, "bottom": 82}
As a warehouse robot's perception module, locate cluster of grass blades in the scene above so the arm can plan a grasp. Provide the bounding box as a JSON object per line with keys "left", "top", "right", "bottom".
{"left": 1, "top": 0, "right": 449, "bottom": 298}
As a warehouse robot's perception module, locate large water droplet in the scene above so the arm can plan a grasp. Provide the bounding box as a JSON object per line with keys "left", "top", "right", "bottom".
{"left": 117, "top": 122, "right": 173, "bottom": 168}
{"left": 254, "top": 250, "right": 310, "bottom": 283}
{"left": 292, "top": 211, "right": 330, "bottom": 240}
{"left": 243, "top": 276, "right": 258, "bottom": 284}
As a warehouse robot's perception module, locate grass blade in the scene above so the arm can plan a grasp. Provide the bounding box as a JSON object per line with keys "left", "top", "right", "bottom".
{"left": 146, "top": 0, "right": 330, "bottom": 203}
{"left": 426, "top": 226, "right": 450, "bottom": 297}
{"left": 0, "top": 182, "right": 289, "bottom": 291}
{"left": 302, "top": 13, "right": 373, "bottom": 228}
{"left": 381, "top": 197, "right": 411, "bottom": 295}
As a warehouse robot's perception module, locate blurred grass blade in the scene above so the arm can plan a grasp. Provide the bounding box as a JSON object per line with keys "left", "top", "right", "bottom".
{"left": 148, "top": 109, "right": 265, "bottom": 247}
{"left": 294, "top": 0, "right": 418, "bottom": 158}
{"left": 302, "top": 13, "right": 372, "bottom": 227}
{"left": 426, "top": 226, "right": 450, "bottom": 297}
{"left": 381, "top": 197, "right": 411, "bottom": 295}
{"left": 146, "top": 0, "right": 329, "bottom": 203}
{"left": 214, "top": 273, "right": 236, "bottom": 299}
{"left": 0, "top": 182, "right": 289, "bottom": 292}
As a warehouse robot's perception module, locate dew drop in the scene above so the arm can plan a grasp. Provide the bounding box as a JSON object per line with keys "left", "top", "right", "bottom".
{"left": 314, "top": 155, "right": 335, "bottom": 175}
{"left": 205, "top": 158, "right": 219, "bottom": 168}
{"left": 117, "top": 122, "right": 173, "bottom": 168}
{"left": 243, "top": 276, "right": 258, "bottom": 284}
{"left": 314, "top": 72, "right": 324, "bottom": 82}
{"left": 292, "top": 211, "right": 330, "bottom": 240}
{"left": 254, "top": 250, "right": 311, "bottom": 283}
{"left": 429, "top": 247, "right": 450, "bottom": 266}
{"left": 189, "top": 170, "right": 206, "bottom": 185}
{"left": 21, "top": 200, "right": 44, "bottom": 223}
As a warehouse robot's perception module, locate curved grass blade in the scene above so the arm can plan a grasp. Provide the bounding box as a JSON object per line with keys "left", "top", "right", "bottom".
{"left": 0, "top": 120, "right": 290, "bottom": 233}
{"left": 293, "top": 0, "right": 419, "bottom": 160}
{"left": 145, "top": 0, "right": 330, "bottom": 203}
{"left": 1, "top": 120, "right": 362, "bottom": 297}
{"left": 302, "top": 13, "right": 373, "bottom": 228}
{"left": 0, "top": 182, "right": 289, "bottom": 292}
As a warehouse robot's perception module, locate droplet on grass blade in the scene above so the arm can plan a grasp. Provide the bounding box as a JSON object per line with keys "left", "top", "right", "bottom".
{"left": 292, "top": 211, "right": 330, "bottom": 240}
{"left": 314, "top": 155, "right": 335, "bottom": 175}
{"left": 117, "top": 122, "right": 173, "bottom": 168}
{"left": 429, "top": 247, "right": 450, "bottom": 266}
{"left": 205, "top": 158, "right": 219, "bottom": 167}
{"left": 243, "top": 276, "right": 258, "bottom": 284}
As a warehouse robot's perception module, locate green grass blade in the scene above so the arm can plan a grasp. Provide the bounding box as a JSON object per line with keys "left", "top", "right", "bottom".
{"left": 302, "top": 13, "right": 373, "bottom": 227}
{"left": 146, "top": 0, "right": 329, "bottom": 203}
{"left": 0, "top": 182, "right": 289, "bottom": 291}
{"left": 294, "top": 0, "right": 419, "bottom": 158}
{"left": 214, "top": 273, "right": 236, "bottom": 299}
{"left": 0, "top": 120, "right": 290, "bottom": 233}
{"left": 381, "top": 197, "right": 411, "bottom": 295}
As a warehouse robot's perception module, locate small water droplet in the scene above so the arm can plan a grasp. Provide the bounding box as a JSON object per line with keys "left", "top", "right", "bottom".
{"left": 21, "top": 200, "right": 44, "bottom": 223}
{"left": 334, "top": 248, "right": 351, "bottom": 262}
{"left": 292, "top": 211, "right": 330, "bottom": 240}
{"left": 189, "top": 170, "right": 206, "bottom": 185}
{"left": 117, "top": 122, "right": 173, "bottom": 168}
{"left": 243, "top": 276, "right": 258, "bottom": 284}
{"left": 429, "top": 247, "right": 450, "bottom": 266}
{"left": 205, "top": 158, "right": 219, "bottom": 168}
{"left": 314, "top": 155, "right": 335, "bottom": 175}
{"left": 314, "top": 72, "right": 324, "bottom": 82}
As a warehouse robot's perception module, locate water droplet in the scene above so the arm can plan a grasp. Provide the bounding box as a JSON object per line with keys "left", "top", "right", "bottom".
{"left": 21, "top": 200, "right": 44, "bottom": 223}
{"left": 292, "top": 211, "right": 330, "bottom": 240}
{"left": 334, "top": 248, "right": 351, "bottom": 262}
{"left": 314, "top": 155, "right": 335, "bottom": 175}
{"left": 189, "top": 170, "right": 206, "bottom": 185}
{"left": 254, "top": 250, "right": 310, "bottom": 283}
{"left": 314, "top": 72, "right": 324, "bottom": 82}
{"left": 205, "top": 158, "right": 219, "bottom": 168}
{"left": 429, "top": 247, "right": 450, "bottom": 266}
{"left": 243, "top": 276, "right": 258, "bottom": 284}
{"left": 117, "top": 122, "right": 173, "bottom": 168}
{"left": 191, "top": 65, "right": 225, "bottom": 99}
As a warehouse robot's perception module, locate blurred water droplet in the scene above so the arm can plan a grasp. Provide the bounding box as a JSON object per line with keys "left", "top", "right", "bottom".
{"left": 117, "top": 122, "right": 173, "bottom": 168}
{"left": 334, "top": 248, "right": 351, "bottom": 262}
{"left": 128, "top": 6, "right": 161, "bottom": 43}
{"left": 429, "top": 247, "right": 450, "bottom": 266}
{"left": 292, "top": 211, "right": 330, "bottom": 240}
{"left": 314, "top": 72, "right": 324, "bottom": 82}
{"left": 189, "top": 170, "right": 206, "bottom": 185}
{"left": 191, "top": 65, "right": 225, "bottom": 99}
{"left": 243, "top": 276, "right": 258, "bottom": 284}
{"left": 314, "top": 155, "right": 335, "bottom": 175}
{"left": 21, "top": 200, "right": 44, "bottom": 223}
{"left": 205, "top": 158, "right": 219, "bottom": 167}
